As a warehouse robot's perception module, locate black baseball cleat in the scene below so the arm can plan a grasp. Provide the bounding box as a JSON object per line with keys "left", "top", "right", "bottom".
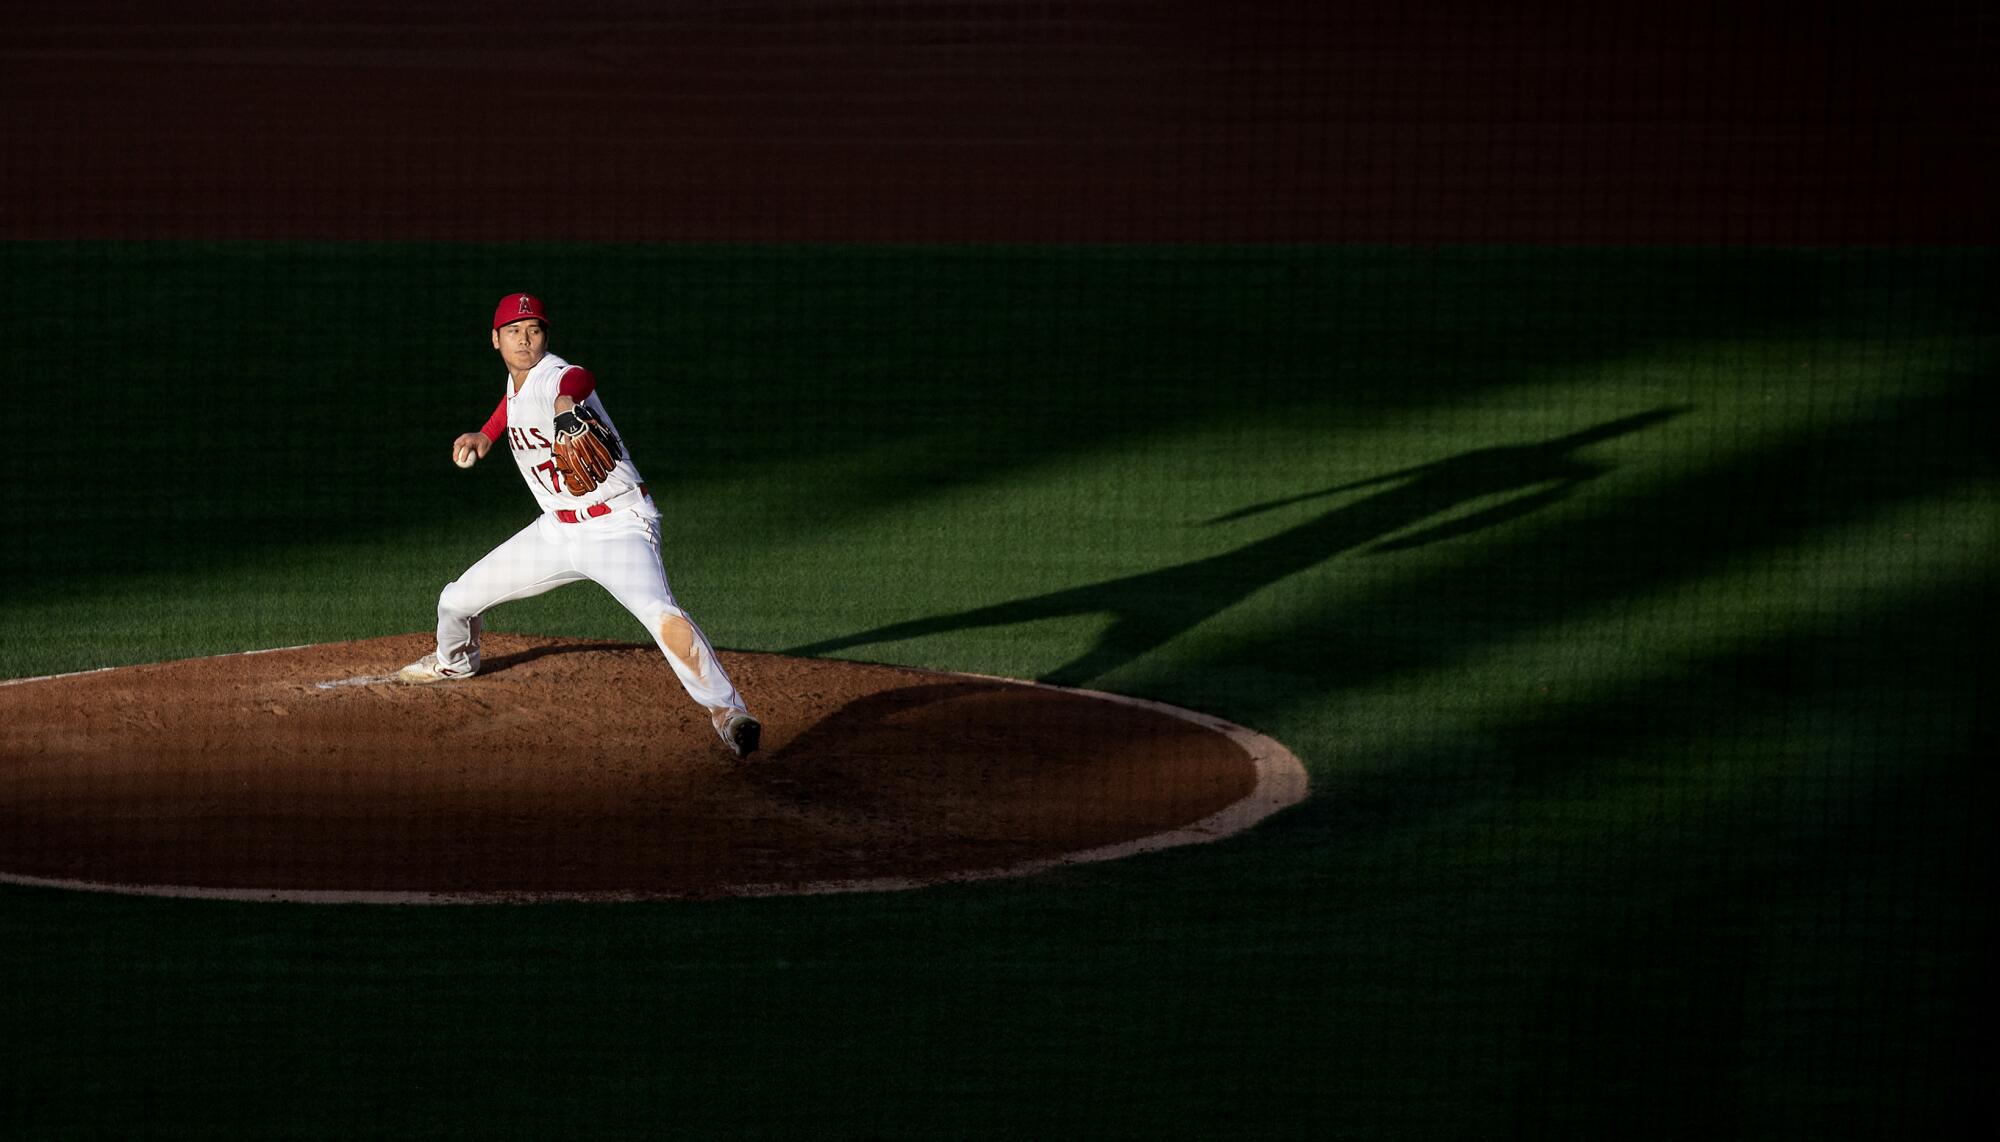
{"left": 714, "top": 711, "right": 761, "bottom": 759}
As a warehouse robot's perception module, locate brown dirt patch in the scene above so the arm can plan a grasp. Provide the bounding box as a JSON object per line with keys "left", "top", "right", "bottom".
{"left": 0, "top": 634, "right": 1288, "bottom": 901}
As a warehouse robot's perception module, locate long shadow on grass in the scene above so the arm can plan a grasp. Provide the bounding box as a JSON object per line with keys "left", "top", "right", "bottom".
{"left": 788, "top": 407, "right": 1688, "bottom": 686}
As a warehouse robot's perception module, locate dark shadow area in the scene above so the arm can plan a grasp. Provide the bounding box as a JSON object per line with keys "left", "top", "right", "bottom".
{"left": 7, "top": 3, "right": 1989, "bottom": 244}
{"left": 760, "top": 681, "right": 998, "bottom": 771}
{"left": 1250, "top": 571, "right": 1987, "bottom": 1140}
{"left": 790, "top": 408, "right": 1688, "bottom": 686}
{"left": 477, "top": 641, "right": 653, "bottom": 675}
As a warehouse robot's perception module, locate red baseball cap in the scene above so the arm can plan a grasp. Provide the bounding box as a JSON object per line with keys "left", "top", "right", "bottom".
{"left": 493, "top": 293, "right": 548, "bottom": 329}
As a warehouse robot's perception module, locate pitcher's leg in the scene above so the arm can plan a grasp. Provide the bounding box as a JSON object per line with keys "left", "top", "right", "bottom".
{"left": 434, "top": 516, "right": 583, "bottom": 672}
{"left": 579, "top": 517, "right": 748, "bottom": 714}
{"left": 650, "top": 602, "right": 748, "bottom": 714}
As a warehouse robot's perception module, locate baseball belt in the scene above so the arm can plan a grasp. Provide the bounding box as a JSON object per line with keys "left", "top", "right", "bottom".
{"left": 555, "top": 483, "right": 651, "bottom": 524}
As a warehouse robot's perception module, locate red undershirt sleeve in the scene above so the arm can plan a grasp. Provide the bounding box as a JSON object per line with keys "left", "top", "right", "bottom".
{"left": 479, "top": 396, "right": 507, "bottom": 445}
{"left": 558, "top": 367, "right": 597, "bottom": 403}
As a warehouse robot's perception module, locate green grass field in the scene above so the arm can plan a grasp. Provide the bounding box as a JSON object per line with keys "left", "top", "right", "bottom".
{"left": 2, "top": 243, "right": 1989, "bottom": 1138}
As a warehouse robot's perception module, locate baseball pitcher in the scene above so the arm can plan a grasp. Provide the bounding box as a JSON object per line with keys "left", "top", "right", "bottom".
{"left": 398, "top": 293, "right": 761, "bottom": 759}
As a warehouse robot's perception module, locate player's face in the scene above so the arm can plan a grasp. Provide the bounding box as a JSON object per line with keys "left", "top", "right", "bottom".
{"left": 492, "top": 319, "right": 548, "bottom": 375}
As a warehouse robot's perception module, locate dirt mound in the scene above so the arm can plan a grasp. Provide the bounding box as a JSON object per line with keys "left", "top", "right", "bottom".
{"left": 0, "top": 635, "right": 1302, "bottom": 902}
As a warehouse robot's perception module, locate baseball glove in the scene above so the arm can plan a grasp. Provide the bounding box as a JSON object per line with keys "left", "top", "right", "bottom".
{"left": 551, "top": 405, "right": 623, "bottom": 496}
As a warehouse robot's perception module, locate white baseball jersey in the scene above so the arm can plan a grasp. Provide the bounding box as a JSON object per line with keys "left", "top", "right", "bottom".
{"left": 498, "top": 352, "right": 650, "bottom": 516}
{"left": 434, "top": 349, "right": 748, "bottom": 717}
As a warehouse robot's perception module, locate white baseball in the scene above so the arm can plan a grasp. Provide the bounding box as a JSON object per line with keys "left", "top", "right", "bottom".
{"left": 455, "top": 448, "right": 477, "bottom": 469}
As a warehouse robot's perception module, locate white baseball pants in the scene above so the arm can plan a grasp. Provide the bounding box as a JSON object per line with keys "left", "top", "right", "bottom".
{"left": 431, "top": 506, "right": 748, "bottom": 715}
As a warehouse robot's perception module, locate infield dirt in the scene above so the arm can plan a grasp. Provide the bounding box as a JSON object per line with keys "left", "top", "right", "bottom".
{"left": 0, "top": 635, "right": 1275, "bottom": 901}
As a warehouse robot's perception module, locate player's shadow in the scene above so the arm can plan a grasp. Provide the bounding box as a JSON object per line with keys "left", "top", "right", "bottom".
{"left": 478, "top": 641, "right": 652, "bottom": 675}
{"left": 787, "top": 407, "right": 1689, "bottom": 687}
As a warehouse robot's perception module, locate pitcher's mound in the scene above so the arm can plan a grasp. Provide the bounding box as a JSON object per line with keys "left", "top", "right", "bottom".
{"left": 0, "top": 634, "right": 1306, "bottom": 903}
